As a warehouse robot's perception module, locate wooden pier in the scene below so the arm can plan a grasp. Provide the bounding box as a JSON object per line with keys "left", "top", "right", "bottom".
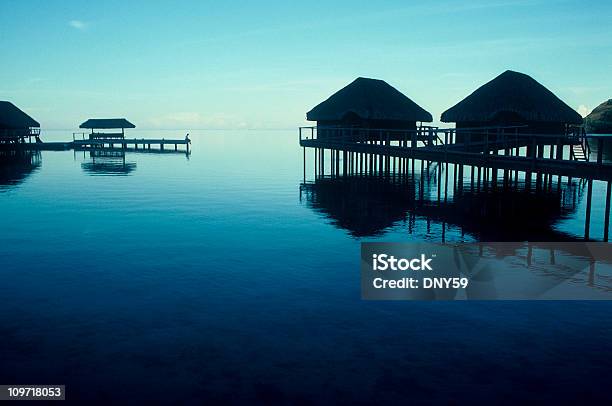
{"left": 7, "top": 136, "right": 191, "bottom": 154}
{"left": 73, "top": 138, "right": 190, "bottom": 153}
{"left": 299, "top": 125, "right": 612, "bottom": 241}
{"left": 300, "top": 126, "right": 611, "bottom": 181}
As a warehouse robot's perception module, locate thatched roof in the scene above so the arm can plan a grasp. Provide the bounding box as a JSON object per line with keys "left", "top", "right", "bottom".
{"left": 307, "top": 77, "right": 432, "bottom": 123}
{"left": 441, "top": 70, "right": 582, "bottom": 124}
{"left": 0, "top": 101, "right": 40, "bottom": 128}
{"left": 586, "top": 99, "right": 612, "bottom": 134}
{"left": 80, "top": 118, "right": 135, "bottom": 129}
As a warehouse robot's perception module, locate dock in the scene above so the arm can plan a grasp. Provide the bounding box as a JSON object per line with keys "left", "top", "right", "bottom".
{"left": 300, "top": 126, "right": 611, "bottom": 181}
{"left": 299, "top": 126, "right": 612, "bottom": 241}
{"left": 8, "top": 137, "right": 191, "bottom": 154}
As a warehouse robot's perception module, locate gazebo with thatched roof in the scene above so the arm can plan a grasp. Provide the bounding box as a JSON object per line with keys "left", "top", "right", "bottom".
{"left": 307, "top": 77, "right": 432, "bottom": 140}
{"left": 80, "top": 118, "right": 135, "bottom": 140}
{"left": 0, "top": 101, "right": 40, "bottom": 144}
{"left": 441, "top": 70, "right": 582, "bottom": 136}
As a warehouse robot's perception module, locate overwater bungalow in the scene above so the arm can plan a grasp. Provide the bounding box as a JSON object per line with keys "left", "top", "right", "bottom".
{"left": 306, "top": 77, "right": 432, "bottom": 140}
{"left": 80, "top": 118, "right": 135, "bottom": 140}
{"left": 0, "top": 101, "right": 40, "bottom": 144}
{"left": 441, "top": 70, "right": 583, "bottom": 136}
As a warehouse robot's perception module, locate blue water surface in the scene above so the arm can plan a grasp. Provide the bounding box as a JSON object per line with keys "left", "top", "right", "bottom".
{"left": 0, "top": 130, "right": 611, "bottom": 404}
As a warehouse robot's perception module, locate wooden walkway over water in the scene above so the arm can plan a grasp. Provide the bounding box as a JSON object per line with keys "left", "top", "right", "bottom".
{"left": 299, "top": 126, "right": 612, "bottom": 182}
{"left": 299, "top": 126, "right": 612, "bottom": 241}
{"left": 5, "top": 137, "right": 191, "bottom": 153}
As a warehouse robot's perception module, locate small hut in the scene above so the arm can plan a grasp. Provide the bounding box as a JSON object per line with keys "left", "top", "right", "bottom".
{"left": 441, "top": 70, "right": 582, "bottom": 137}
{"left": 80, "top": 118, "right": 135, "bottom": 140}
{"left": 585, "top": 100, "right": 612, "bottom": 134}
{"left": 0, "top": 101, "right": 40, "bottom": 144}
{"left": 306, "top": 77, "right": 432, "bottom": 140}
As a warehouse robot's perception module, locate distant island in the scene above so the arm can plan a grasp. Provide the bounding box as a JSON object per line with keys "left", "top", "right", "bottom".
{"left": 586, "top": 99, "right": 612, "bottom": 134}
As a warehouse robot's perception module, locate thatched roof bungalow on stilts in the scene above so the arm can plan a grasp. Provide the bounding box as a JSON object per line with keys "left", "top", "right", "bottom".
{"left": 306, "top": 77, "right": 432, "bottom": 140}
{"left": 0, "top": 101, "right": 40, "bottom": 144}
{"left": 80, "top": 118, "right": 136, "bottom": 140}
{"left": 441, "top": 70, "right": 583, "bottom": 139}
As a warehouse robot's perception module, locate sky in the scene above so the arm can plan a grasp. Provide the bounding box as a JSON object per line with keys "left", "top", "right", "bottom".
{"left": 1, "top": 0, "right": 611, "bottom": 130}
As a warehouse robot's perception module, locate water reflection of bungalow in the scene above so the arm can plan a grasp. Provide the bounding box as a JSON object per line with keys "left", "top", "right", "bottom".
{"left": 300, "top": 174, "right": 581, "bottom": 241}
{"left": 441, "top": 70, "right": 583, "bottom": 137}
{"left": 300, "top": 175, "right": 416, "bottom": 237}
{"left": 0, "top": 101, "right": 40, "bottom": 144}
{"left": 306, "top": 77, "right": 432, "bottom": 140}
{"left": 80, "top": 150, "right": 136, "bottom": 175}
{"left": 0, "top": 150, "right": 41, "bottom": 188}
{"left": 80, "top": 118, "right": 135, "bottom": 140}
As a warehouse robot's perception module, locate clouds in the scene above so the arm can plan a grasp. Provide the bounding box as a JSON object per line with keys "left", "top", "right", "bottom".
{"left": 577, "top": 105, "right": 591, "bottom": 118}
{"left": 68, "top": 20, "right": 87, "bottom": 30}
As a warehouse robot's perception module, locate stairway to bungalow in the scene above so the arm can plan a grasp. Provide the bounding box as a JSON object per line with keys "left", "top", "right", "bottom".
{"left": 571, "top": 141, "right": 590, "bottom": 162}
{"left": 572, "top": 144, "right": 587, "bottom": 161}
{"left": 568, "top": 126, "right": 590, "bottom": 162}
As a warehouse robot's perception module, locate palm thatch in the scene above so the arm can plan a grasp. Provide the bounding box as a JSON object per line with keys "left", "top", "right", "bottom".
{"left": 441, "top": 70, "right": 582, "bottom": 125}
{"left": 0, "top": 101, "right": 40, "bottom": 129}
{"left": 585, "top": 100, "right": 612, "bottom": 134}
{"left": 80, "top": 118, "right": 135, "bottom": 129}
{"left": 307, "top": 77, "right": 432, "bottom": 124}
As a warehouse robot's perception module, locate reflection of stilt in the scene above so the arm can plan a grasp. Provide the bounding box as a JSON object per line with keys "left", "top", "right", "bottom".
{"left": 444, "top": 162, "right": 449, "bottom": 203}
{"left": 441, "top": 221, "right": 446, "bottom": 242}
{"left": 408, "top": 212, "right": 413, "bottom": 235}
{"left": 419, "top": 160, "right": 424, "bottom": 201}
{"left": 470, "top": 165, "right": 474, "bottom": 191}
{"left": 588, "top": 259, "right": 595, "bottom": 286}
{"left": 585, "top": 179, "right": 593, "bottom": 240}
{"left": 527, "top": 244, "right": 533, "bottom": 266}
{"left": 437, "top": 162, "right": 442, "bottom": 203}
{"left": 605, "top": 181, "right": 611, "bottom": 242}
{"left": 525, "top": 171, "right": 531, "bottom": 192}
{"left": 457, "top": 165, "right": 464, "bottom": 196}
{"left": 453, "top": 163, "right": 457, "bottom": 195}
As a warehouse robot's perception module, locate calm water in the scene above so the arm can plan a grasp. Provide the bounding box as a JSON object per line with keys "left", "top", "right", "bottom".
{"left": 1, "top": 130, "right": 611, "bottom": 403}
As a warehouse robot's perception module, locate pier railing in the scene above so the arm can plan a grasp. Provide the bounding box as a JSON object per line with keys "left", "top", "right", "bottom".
{"left": 299, "top": 125, "right": 591, "bottom": 159}
{"left": 0, "top": 128, "right": 40, "bottom": 139}
{"left": 299, "top": 125, "right": 612, "bottom": 181}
